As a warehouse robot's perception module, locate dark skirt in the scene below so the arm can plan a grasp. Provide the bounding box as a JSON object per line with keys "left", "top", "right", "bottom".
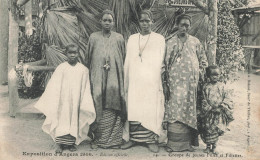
{"left": 167, "top": 121, "right": 193, "bottom": 151}
{"left": 129, "top": 121, "right": 158, "bottom": 144}
{"left": 94, "top": 109, "right": 123, "bottom": 148}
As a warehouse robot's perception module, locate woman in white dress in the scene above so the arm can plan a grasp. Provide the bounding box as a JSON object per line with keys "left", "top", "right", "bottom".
{"left": 122, "top": 10, "right": 165, "bottom": 153}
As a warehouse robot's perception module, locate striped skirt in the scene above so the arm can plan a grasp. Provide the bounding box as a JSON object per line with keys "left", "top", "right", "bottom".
{"left": 167, "top": 122, "right": 193, "bottom": 151}
{"left": 129, "top": 121, "right": 158, "bottom": 144}
{"left": 94, "top": 109, "right": 123, "bottom": 148}
{"left": 55, "top": 134, "right": 76, "bottom": 146}
{"left": 201, "top": 132, "right": 219, "bottom": 144}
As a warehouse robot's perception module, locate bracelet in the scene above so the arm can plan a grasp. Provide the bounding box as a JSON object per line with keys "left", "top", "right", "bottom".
{"left": 163, "top": 81, "right": 167, "bottom": 84}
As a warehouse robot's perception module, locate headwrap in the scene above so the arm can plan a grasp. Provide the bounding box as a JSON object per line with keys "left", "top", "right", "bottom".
{"left": 175, "top": 14, "right": 192, "bottom": 25}
{"left": 139, "top": 10, "right": 153, "bottom": 21}
{"left": 101, "top": 9, "right": 115, "bottom": 21}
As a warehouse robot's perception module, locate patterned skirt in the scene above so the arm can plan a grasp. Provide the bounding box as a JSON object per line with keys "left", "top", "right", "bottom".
{"left": 55, "top": 134, "right": 76, "bottom": 146}
{"left": 167, "top": 121, "right": 193, "bottom": 151}
{"left": 200, "top": 131, "right": 219, "bottom": 144}
{"left": 129, "top": 121, "right": 158, "bottom": 144}
{"left": 199, "top": 109, "right": 232, "bottom": 144}
{"left": 94, "top": 109, "right": 123, "bottom": 148}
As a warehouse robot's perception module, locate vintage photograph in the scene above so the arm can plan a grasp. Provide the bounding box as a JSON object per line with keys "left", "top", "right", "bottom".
{"left": 0, "top": 0, "right": 259, "bottom": 159}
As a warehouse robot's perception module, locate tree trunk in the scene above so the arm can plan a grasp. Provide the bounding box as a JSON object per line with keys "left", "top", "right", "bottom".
{"left": 207, "top": 0, "right": 218, "bottom": 65}
{"left": 8, "top": 1, "right": 19, "bottom": 117}
{"left": 25, "top": 0, "right": 33, "bottom": 36}
{"left": 0, "top": 0, "right": 9, "bottom": 84}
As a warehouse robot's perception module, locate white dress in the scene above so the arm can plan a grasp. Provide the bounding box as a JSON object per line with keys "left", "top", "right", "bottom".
{"left": 35, "top": 62, "right": 96, "bottom": 145}
{"left": 124, "top": 32, "right": 165, "bottom": 137}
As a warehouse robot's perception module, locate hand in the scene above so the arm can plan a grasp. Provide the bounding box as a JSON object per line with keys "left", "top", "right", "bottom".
{"left": 163, "top": 83, "right": 170, "bottom": 102}
{"left": 201, "top": 60, "right": 207, "bottom": 67}
{"left": 162, "top": 122, "right": 167, "bottom": 130}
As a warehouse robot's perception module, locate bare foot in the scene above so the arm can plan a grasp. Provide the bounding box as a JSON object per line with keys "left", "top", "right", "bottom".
{"left": 69, "top": 145, "right": 77, "bottom": 152}
{"left": 186, "top": 147, "right": 195, "bottom": 152}
{"left": 147, "top": 143, "right": 159, "bottom": 153}
{"left": 90, "top": 142, "right": 98, "bottom": 149}
{"left": 203, "top": 147, "right": 211, "bottom": 154}
{"left": 165, "top": 146, "right": 173, "bottom": 153}
{"left": 211, "top": 144, "right": 218, "bottom": 155}
{"left": 121, "top": 141, "right": 135, "bottom": 150}
{"left": 55, "top": 144, "right": 63, "bottom": 153}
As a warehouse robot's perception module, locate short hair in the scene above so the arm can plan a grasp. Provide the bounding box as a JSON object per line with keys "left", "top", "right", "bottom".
{"left": 65, "top": 44, "right": 79, "bottom": 53}
{"left": 100, "top": 9, "right": 115, "bottom": 21}
{"left": 206, "top": 65, "right": 219, "bottom": 76}
{"left": 139, "top": 9, "right": 153, "bottom": 21}
{"left": 175, "top": 14, "right": 192, "bottom": 25}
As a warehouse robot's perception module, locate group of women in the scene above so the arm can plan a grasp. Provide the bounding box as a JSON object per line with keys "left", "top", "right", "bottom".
{"left": 86, "top": 9, "right": 208, "bottom": 153}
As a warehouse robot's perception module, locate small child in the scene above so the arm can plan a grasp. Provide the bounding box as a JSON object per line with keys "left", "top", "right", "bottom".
{"left": 198, "top": 65, "right": 234, "bottom": 154}
{"left": 35, "top": 44, "right": 96, "bottom": 153}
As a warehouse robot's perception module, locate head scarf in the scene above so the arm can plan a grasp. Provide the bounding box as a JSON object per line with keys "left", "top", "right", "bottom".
{"left": 101, "top": 9, "right": 115, "bottom": 21}
{"left": 139, "top": 10, "right": 153, "bottom": 21}
{"left": 175, "top": 14, "right": 192, "bottom": 25}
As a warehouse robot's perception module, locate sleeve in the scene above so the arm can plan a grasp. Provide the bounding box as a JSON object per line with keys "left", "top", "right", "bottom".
{"left": 196, "top": 40, "right": 208, "bottom": 68}
{"left": 200, "top": 85, "right": 212, "bottom": 115}
{"left": 160, "top": 36, "right": 166, "bottom": 72}
{"left": 34, "top": 63, "right": 64, "bottom": 115}
{"left": 119, "top": 35, "right": 126, "bottom": 63}
{"left": 124, "top": 36, "right": 132, "bottom": 94}
{"left": 85, "top": 35, "right": 94, "bottom": 69}
{"left": 78, "top": 68, "right": 96, "bottom": 143}
{"left": 196, "top": 40, "right": 208, "bottom": 82}
{"left": 159, "top": 36, "right": 166, "bottom": 88}
{"left": 162, "top": 40, "right": 172, "bottom": 82}
{"left": 220, "top": 85, "right": 233, "bottom": 110}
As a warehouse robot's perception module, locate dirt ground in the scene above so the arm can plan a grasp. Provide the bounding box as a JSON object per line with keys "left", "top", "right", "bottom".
{"left": 0, "top": 71, "right": 260, "bottom": 160}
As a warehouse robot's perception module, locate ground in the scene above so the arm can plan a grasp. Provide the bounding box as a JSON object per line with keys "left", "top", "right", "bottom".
{"left": 0, "top": 71, "right": 259, "bottom": 160}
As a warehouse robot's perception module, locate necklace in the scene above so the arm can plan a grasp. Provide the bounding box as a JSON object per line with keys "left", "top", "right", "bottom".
{"left": 138, "top": 33, "right": 151, "bottom": 62}
{"left": 102, "top": 32, "right": 111, "bottom": 71}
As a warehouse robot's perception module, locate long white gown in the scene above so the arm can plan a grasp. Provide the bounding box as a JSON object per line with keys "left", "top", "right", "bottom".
{"left": 35, "top": 62, "right": 96, "bottom": 145}
{"left": 124, "top": 32, "right": 165, "bottom": 138}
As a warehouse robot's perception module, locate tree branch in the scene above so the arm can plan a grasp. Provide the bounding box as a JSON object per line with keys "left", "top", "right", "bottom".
{"left": 17, "top": 0, "right": 30, "bottom": 7}
{"left": 189, "top": 0, "right": 209, "bottom": 14}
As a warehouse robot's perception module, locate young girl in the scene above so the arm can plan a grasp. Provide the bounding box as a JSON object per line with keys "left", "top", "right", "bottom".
{"left": 198, "top": 65, "right": 234, "bottom": 154}
{"left": 35, "top": 44, "right": 96, "bottom": 153}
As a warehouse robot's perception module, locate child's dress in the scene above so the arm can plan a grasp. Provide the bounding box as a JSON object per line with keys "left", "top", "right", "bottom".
{"left": 35, "top": 62, "right": 96, "bottom": 145}
{"left": 198, "top": 82, "right": 234, "bottom": 144}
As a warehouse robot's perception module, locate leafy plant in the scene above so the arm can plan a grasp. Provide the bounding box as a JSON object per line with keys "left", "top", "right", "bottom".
{"left": 216, "top": 0, "right": 245, "bottom": 83}
{"left": 17, "top": 19, "right": 45, "bottom": 99}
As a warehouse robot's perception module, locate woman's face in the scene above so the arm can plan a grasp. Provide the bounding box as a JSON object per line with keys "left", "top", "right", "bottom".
{"left": 101, "top": 14, "right": 114, "bottom": 31}
{"left": 177, "top": 18, "right": 191, "bottom": 36}
{"left": 139, "top": 13, "right": 152, "bottom": 33}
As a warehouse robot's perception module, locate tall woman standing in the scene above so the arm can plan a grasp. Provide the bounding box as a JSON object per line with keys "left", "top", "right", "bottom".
{"left": 122, "top": 10, "right": 165, "bottom": 153}
{"left": 163, "top": 14, "right": 208, "bottom": 152}
{"left": 85, "top": 9, "right": 126, "bottom": 149}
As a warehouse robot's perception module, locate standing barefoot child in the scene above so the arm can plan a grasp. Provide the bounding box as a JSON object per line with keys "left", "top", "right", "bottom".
{"left": 198, "top": 65, "right": 234, "bottom": 154}
{"left": 35, "top": 44, "right": 96, "bottom": 153}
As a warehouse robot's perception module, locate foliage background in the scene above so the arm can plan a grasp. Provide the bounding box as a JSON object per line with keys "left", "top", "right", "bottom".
{"left": 17, "top": 0, "right": 248, "bottom": 98}
{"left": 216, "top": 0, "right": 247, "bottom": 83}
{"left": 17, "top": 19, "right": 45, "bottom": 98}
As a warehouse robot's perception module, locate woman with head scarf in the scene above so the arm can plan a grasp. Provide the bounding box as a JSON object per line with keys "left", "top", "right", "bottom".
{"left": 85, "top": 9, "right": 127, "bottom": 149}
{"left": 122, "top": 10, "right": 166, "bottom": 153}
{"left": 162, "top": 14, "right": 208, "bottom": 152}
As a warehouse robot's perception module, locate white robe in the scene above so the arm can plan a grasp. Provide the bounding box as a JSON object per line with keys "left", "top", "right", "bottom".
{"left": 35, "top": 62, "right": 96, "bottom": 145}
{"left": 124, "top": 32, "right": 165, "bottom": 138}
